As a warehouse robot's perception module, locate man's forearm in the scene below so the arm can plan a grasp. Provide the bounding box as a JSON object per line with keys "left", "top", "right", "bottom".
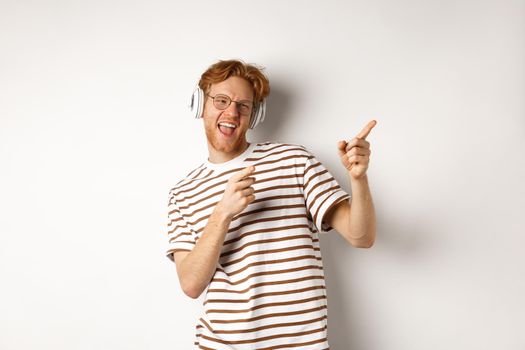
{"left": 347, "top": 174, "right": 376, "bottom": 247}
{"left": 179, "top": 206, "right": 231, "bottom": 298}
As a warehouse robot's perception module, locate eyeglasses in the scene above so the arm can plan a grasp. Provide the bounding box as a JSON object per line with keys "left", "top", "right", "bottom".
{"left": 206, "top": 94, "right": 254, "bottom": 116}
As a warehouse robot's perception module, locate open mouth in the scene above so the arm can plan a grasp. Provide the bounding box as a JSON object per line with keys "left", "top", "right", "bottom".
{"left": 217, "top": 122, "right": 237, "bottom": 137}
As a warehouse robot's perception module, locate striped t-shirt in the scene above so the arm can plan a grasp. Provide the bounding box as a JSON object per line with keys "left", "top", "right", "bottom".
{"left": 166, "top": 141, "right": 351, "bottom": 350}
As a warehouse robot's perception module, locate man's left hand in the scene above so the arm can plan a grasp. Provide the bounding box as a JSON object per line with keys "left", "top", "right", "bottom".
{"left": 337, "top": 120, "right": 377, "bottom": 180}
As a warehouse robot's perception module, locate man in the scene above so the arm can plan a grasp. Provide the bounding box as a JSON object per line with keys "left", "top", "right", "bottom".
{"left": 166, "top": 59, "right": 376, "bottom": 349}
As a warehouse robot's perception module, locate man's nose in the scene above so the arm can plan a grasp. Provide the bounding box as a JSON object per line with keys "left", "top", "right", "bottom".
{"left": 224, "top": 101, "right": 240, "bottom": 117}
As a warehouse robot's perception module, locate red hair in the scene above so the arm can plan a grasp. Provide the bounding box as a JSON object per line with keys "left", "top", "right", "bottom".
{"left": 198, "top": 59, "right": 270, "bottom": 103}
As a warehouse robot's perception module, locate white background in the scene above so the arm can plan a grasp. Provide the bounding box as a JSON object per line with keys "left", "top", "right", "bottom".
{"left": 1, "top": 0, "right": 524, "bottom": 349}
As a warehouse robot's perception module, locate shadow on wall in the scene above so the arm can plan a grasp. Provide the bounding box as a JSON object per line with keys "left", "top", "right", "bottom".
{"left": 321, "top": 199, "right": 429, "bottom": 349}
{"left": 322, "top": 231, "right": 366, "bottom": 349}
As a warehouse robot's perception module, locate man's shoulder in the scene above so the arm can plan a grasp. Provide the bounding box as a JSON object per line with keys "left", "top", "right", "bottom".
{"left": 168, "top": 162, "right": 208, "bottom": 197}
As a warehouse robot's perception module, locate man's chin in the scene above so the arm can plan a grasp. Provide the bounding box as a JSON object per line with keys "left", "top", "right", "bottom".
{"left": 208, "top": 137, "right": 243, "bottom": 153}
{"left": 205, "top": 127, "right": 247, "bottom": 153}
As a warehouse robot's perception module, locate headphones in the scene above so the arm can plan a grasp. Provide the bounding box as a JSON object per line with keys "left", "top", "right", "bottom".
{"left": 189, "top": 86, "right": 266, "bottom": 129}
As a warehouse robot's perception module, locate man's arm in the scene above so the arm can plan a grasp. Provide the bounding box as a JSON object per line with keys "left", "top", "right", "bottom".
{"left": 324, "top": 174, "right": 376, "bottom": 248}
{"left": 329, "top": 120, "right": 377, "bottom": 248}
{"left": 173, "top": 206, "right": 232, "bottom": 299}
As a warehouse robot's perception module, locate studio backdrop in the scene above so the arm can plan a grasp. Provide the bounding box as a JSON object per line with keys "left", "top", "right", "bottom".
{"left": 0, "top": 0, "right": 523, "bottom": 349}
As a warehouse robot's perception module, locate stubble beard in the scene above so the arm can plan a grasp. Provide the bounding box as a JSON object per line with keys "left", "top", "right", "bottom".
{"left": 205, "top": 123, "right": 247, "bottom": 154}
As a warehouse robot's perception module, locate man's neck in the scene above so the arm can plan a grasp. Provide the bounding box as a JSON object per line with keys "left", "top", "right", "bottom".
{"left": 207, "top": 141, "right": 250, "bottom": 164}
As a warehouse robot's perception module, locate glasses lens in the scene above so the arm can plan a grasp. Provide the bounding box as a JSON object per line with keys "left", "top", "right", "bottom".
{"left": 237, "top": 102, "right": 252, "bottom": 115}
{"left": 213, "top": 95, "right": 230, "bottom": 110}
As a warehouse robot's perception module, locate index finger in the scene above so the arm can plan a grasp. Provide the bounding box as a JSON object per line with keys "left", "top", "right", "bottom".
{"left": 356, "top": 120, "right": 377, "bottom": 140}
{"left": 233, "top": 165, "right": 256, "bottom": 181}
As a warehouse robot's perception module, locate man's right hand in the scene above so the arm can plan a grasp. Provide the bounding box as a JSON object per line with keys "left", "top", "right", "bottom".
{"left": 216, "top": 165, "right": 256, "bottom": 219}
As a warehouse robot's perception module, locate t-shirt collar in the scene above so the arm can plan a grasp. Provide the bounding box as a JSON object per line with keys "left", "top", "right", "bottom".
{"left": 205, "top": 142, "right": 257, "bottom": 171}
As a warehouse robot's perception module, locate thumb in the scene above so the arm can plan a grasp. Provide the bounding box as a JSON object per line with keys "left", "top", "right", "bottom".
{"left": 337, "top": 140, "right": 347, "bottom": 157}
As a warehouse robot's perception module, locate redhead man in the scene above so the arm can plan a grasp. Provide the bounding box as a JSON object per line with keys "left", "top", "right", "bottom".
{"left": 166, "top": 59, "right": 376, "bottom": 349}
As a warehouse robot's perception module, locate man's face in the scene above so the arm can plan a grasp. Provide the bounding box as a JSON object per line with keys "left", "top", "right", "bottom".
{"left": 202, "top": 76, "right": 254, "bottom": 155}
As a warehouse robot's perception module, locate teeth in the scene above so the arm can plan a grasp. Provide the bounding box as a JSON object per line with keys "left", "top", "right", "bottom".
{"left": 219, "top": 122, "right": 236, "bottom": 128}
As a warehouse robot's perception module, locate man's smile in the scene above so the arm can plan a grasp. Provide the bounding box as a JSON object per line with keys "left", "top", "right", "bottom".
{"left": 217, "top": 121, "right": 238, "bottom": 137}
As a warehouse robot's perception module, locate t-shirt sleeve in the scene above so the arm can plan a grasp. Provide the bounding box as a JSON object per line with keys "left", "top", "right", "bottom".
{"left": 166, "top": 190, "right": 197, "bottom": 262}
{"left": 302, "top": 149, "right": 351, "bottom": 233}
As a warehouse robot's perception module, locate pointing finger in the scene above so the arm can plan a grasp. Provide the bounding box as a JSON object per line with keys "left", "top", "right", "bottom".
{"left": 356, "top": 120, "right": 377, "bottom": 140}
{"left": 234, "top": 165, "right": 255, "bottom": 181}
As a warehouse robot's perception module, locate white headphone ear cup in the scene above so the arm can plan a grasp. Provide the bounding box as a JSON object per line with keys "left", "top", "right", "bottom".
{"left": 249, "top": 99, "right": 266, "bottom": 129}
{"left": 258, "top": 99, "right": 266, "bottom": 124}
{"left": 249, "top": 105, "right": 258, "bottom": 129}
{"left": 189, "top": 86, "right": 204, "bottom": 119}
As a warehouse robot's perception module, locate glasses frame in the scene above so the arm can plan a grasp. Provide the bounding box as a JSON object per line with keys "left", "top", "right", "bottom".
{"left": 206, "top": 93, "right": 254, "bottom": 116}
